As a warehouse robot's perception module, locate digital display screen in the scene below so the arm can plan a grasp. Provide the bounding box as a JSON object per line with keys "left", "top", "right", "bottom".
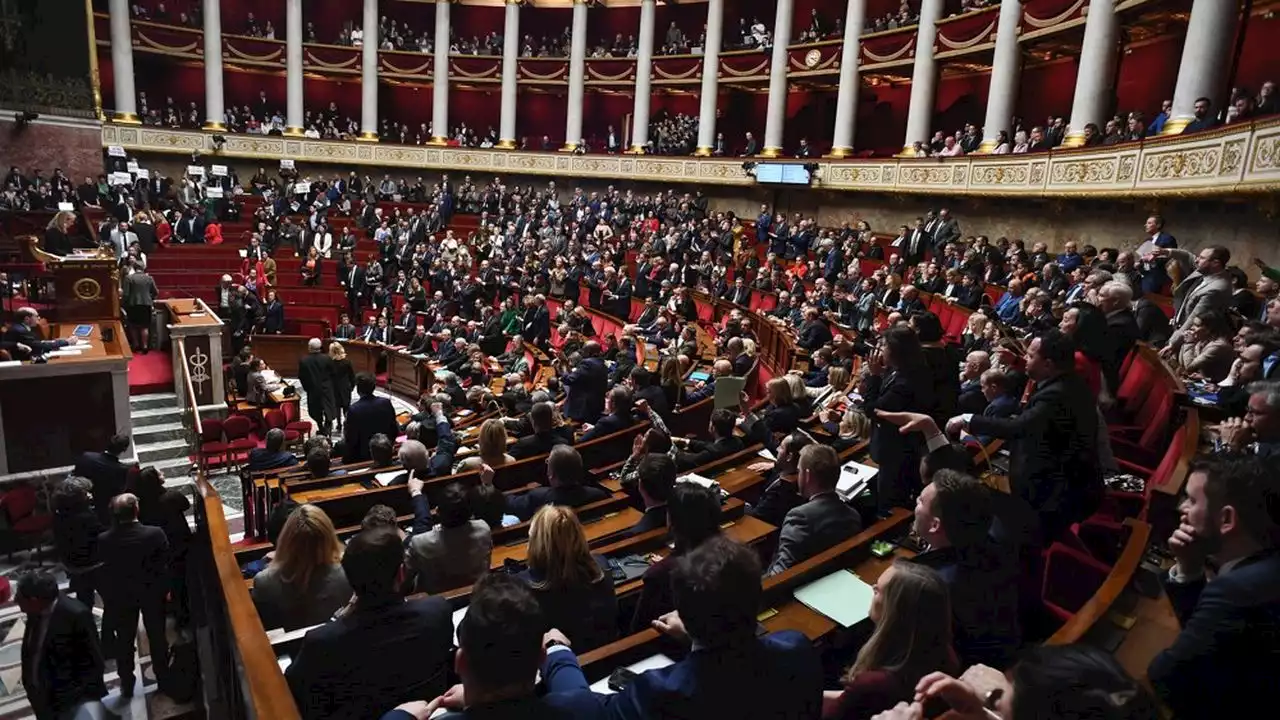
{"left": 754, "top": 163, "right": 811, "bottom": 185}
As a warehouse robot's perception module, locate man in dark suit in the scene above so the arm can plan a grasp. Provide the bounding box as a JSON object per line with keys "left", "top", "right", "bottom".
{"left": 73, "top": 433, "right": 132, "bottom": 526}
{"left": 561, "top": 342, "right": 609, "bottom": 423}
{"left": 344, "top": 373, "right": 398, "bottom": 462}
{"left": 98, "top": 494, "right": 169, "bottom": 696}
{"left": 796, "top": 308, "right": 833, "bottom": 351}
{"left": 627, "top": 453, "right": 675, "bottom": 537}
{"left": 1139, "top": 214, "right": 1178, "bottom": 295}
{"left": 342, "top": 260, "right": 366, "bottom": 316}
{"left": 957, "top": 351, "right": 991, "bottom": 415}
{"left": 1148, "top": 456, "right": 1280, "bottom": 719}
{"left": 1098, "top": 280, "right": 1140, "bottom": 394}
{"left": 508, "top": 402, "right": 573, "bottom": 460}
{"left": 3, "top": 307, "right": 78, "bottom": 358}
{"left": 912, "top": 471, "right": 1022, "bottom": 668}
{"left": 298, "top": 338, "right": 337, "bottom": 435}
{"left": 599, "top": 535, "right": 822, "bottom": 719}
{"left": 579, "top": 386, "right": 638, "bottom": 442}
{"left": 673, "top": 409, "right": 744, "bottom": 472}
{"left": 962, "top": 330, "right": 1102, "bottom": 544}
{"left": 379, "top": 574, "right": 604, "bottom": 720}
{"left": 506, "top": 446, "right": 610, "bottom": 521}
{"left": 17, "top": 570, "right": 106, "bottom": 720}
{"left": 289, "top": 527, "right": 453, "bottom": 720}
{"left": 765, "top": 445, "right": 863, "bottom": 575}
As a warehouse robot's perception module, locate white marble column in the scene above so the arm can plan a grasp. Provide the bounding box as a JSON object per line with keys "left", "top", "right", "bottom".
{"left": 497, "top": 0, "right": 521, "bottom": 148}
{"left": 1163, "top": 0, "right": 1239, "bottom": 135}
{"left": 108, "top": 0, "right": 139, "bottom": 123}
{"left": 978, "top": 0, "right": 1023, "bottom": 152}
{"left": 760, "top": 0, "right": 795, "bottom": 157}
{"left": 629, "top": 0, "right": 657, "bottom": 152}
{"left": 563, "top": 0, "right": 589, "bottom": 150}
{"left": 693, "top": 0, "right": 725, "bottom": 155}
{"left": 430, "top": 0, "right": 451, "bottom": 144}
{"left": 284, "top": 0, "right": 304, "bottom": 136}
{"left": 359, "top": 0, "right": 379, "bottom": 141}
{"left": 202, "top": 0, "right": 225, "bottom": 130}
{"left": 901, "top": 0, "right": 943, "bottom": 153}
{"left": 828, "top": 0, "right": 867, "bottom": 157}
{"left": 1062, "top": 0, "right": 1118, "bottom": 147}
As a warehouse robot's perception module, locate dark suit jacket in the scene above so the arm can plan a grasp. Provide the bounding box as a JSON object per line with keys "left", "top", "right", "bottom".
{"left": 797, "top": 319, "right": 833, "bottom": 351}
{"left": 674, "top": 436, "right": 745, "bottom": 472}
{"left": 967, "top": 373, "right": 1101, "bottom": 533}
{"left": 957, "top": 379, "right": 987, "bottom": 414}
{"left": 627, "top": 505, "right": 668, "bottom": 537}
{"left": 765, "top": 492, "right": 863, "bottom": 575}
{"left": 563, "top": 357, "right": 608, "bottom": 422}
{"left": 862, "top": 366, "right": 932, "bottom": 508}
{"left": 517, "top": 555, "right": 618, "bottom": 651}
{"left": 1149, "top": 550, "right": 1280, "bottom": 719}
{"left": 507, "top": 483, "right": 611, "bottom": 522}
{"left": 288, "top": 596, "right": 453, "bottom": 720}
{"left": 343, "top": 394, "right": 398, "bottom": 462}
{"left": 508, "top": 427, "right": 573, "bottom": 460}
{"left": 579, "top": 411, "right": 636, "bottom": 443}
{"left": 602, "top": 631, "right": 823, "bottom": 720}
{"left": 1104, "top": 310, "right": 1140, "bottom": 393}
{"left": 73, "top": 451, "right": 130, "bottom": 525}
{"left": 298, "top": 352, "right": 336, "bottom": 401}
{"left": 23, "top": 596, "right": 107, "bottom": 719}
{"left": 97, "top": 522, "right": 169, "bottom": 603}
{"left": 913, "top": 541, "right": 1021, "bottom": 668}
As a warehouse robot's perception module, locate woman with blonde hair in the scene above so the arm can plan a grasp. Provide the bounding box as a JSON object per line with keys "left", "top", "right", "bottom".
{"left": 517, "top": 505, "right": 618, "bottom": 650}
{"left": 43, "top": 210, "right": 78, "bottom": 255}
{"left": 658, "top": 355, "right": 684, "bottom": 408}
{"left": 455, "top": 417, "right": 515, "bottom": 472}
{"left": 251, "top": 504, "right": 352, "bottom": 630}
{"left": 822, "top": 560, "right": 957, "bottom": 719}
{"left": 329, "top": 341, "right": 355, "bottom": 429}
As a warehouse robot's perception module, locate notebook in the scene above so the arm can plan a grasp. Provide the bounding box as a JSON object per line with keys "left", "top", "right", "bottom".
{"left": 836, "top": 461, "right": 878, "bottom": 501}
{"left": 588, "top": 654, "right": 675, "bottom": 695}
{"left": 713, "top": 376, "right": 746, "bottom": 410}
{"left": 793, "top": 569, "right": 875, "bottom": 628}
{"left": 689, "top": 370, "right": 711, "bottom": 382}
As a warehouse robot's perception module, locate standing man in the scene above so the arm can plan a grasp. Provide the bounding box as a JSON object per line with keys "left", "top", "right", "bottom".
{"left": 17, "top": 570, "right": 107, "bottom": 720}
{"left": 97, "top": 494, "right": 169, "bottom": 697}
{"left": 343, "top": 373, "right": 398, "bottom": 463}
{"left": 72, "top": 433, "right": 131, "bottom": 526}
{"left": 298, "top": 337, "right": 337, "bottom": 436}
{"left": 1159, "top": 245, "right": 1233, "bottom": 355}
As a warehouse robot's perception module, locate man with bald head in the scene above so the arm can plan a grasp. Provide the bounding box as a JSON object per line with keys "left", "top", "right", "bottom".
{"left": 958, "top": 351, "right": 992, "bottom": 413}
{"left": 98, "top": 493, "right": 170, "bottom": 696}
{"left": 561, "top": 340, "right": 608, "bottom": 422}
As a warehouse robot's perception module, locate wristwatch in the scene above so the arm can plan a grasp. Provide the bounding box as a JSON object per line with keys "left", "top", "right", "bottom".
{"left": 544, "top": 637, "right": 569, "bottom": 650}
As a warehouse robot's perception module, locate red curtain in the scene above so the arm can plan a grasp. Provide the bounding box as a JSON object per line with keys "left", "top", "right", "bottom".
{"left": 1115, "top": 34, "right": 1184, "bottom": 118}
{"left": 933, "top": 71, "right": 992, "bottom": 135}
{"left": 1016, "top": 58, "right": 1079, "bottom": 126}
{"left": 856, "top": 82, "right": 911, "bottom": 155}
{"left": 1235, "top": 12, "right": 1280, "bottom": 95}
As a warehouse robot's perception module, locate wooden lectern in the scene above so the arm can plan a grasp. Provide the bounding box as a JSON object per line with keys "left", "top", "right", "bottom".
{"left": 18, "top": 236, "right": 121, "bottom": 322}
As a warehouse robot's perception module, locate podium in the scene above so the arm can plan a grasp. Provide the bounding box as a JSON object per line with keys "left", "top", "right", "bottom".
{"left": 387, "top": 351, "right": 428, "bottom": 399}
{"left": 18, "top": 237, "right": 121, "bottom": 322}
{"left": 161, "top": 298, "right": 226, "bottom": 413}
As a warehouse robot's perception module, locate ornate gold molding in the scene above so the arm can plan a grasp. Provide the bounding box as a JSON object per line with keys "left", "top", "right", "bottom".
{"left": 102, "top": 119, "right": 1280, "bottom": 198}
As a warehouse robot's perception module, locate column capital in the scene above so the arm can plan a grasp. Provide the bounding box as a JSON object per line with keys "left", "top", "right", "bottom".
{"left": 1159, "top": 117, "right": 1192, "bottom": 136}
{"left": 113, "top": 112, "right": 142, "bottom": 125}
{"left": 283, "top": 126, "right": 305, "bottom": 137}
{"left": 357, "top": 131, "right": 379, "bottom": 142}
{"left": 825, "top": 146, "right": 852, "bottom": 159}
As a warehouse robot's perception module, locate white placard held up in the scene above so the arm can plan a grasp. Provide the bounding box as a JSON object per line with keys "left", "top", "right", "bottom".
{"left": 206, "top": 186, "right": 224, "bottom": 199}
{"left": 110, "top": 171, "right": 133, "bottom": 186}
{"left": 294, "top": 181, "right": 311, "bottom": 195}
{"left": 107, "top": 145, "right": 126, "bottom": 157}
{"left": 126, "top": 160, "right": 140, "bottom": 172}
{"left": 57, "top": 202, "right": 75, "bottom": 212}
{"left": 280, "top": 159, "right": 295, "bottom": 170}
{"left": 186, "top": 165, "right": 205, "bottom": 177}
{"left": 211, "top": 164, "right": 228, "bottom": 177}
{"left": 135, "top": 168, "right": 150, "bottom": 179}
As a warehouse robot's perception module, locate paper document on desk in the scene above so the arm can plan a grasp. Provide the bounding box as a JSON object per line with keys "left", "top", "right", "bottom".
{"left": 794, "top": 569, "right": 875, "bottom": 628}
{"left": 836, "top": 461, "right": 877, "bottom": 502}
{"left": 757, "top": 448, "right": 776, "bottom": 461}
{"left": 713, "top": 376, "right": 746, "bottom": 410}
{"left": 588, "top": 654, "right": 675, "bottom": 695}
{"left": 452, "top": 606, "right": 467, "bottom": 647}
{"left": 46, "top": 349, "right": 86, "bottom": 357}
{"left": 373, "top": 471, "right": 402, "bottom": 487}
{"left": 678, "top": 473, "right": 720, "bottom": 493}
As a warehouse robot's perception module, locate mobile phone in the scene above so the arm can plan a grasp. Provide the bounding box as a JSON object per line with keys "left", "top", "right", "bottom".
{"left": 607, "top": 667, "right": 639, "bottom": 692}
{"left": 870, "top": 540, "right": 895, "bottom": 558}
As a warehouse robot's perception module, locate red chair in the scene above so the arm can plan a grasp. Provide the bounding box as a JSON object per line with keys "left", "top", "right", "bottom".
{"left": 1040, "top": 542, "right": 1113, "bottom": 625}
{"left": 198, "top": 418, "right": 229, "bottom": 474}
{"left": 0, "top": 485, "right": 52, "bottom": 563}
{"left": 263, "top": 409, "right": 302, "bottom": 447}
{"left": 222, "top": 415, "right": 258, "bottom": 469}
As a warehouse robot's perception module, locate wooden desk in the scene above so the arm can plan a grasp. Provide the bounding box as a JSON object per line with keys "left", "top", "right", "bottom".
{"left": 250, "top": 334, "right": 311, "bottom": 378}
{"left": 0, "top": 321, "right": 131, "bottom": 476}
{"left": 490, "top": 508, "right": 642, "bottom": 568}
{"left": 337, "top": 339, "right": 381, "bottom": 377}
{"left": 387, "top": 351, "right": 428, "bottom": 399}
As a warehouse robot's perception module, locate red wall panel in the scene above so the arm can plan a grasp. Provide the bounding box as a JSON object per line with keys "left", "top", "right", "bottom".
{"left": 581, "top": 92, "right": 634, "bottom": 144}
{"left": 517, "top": 89, "right": 570, "bottom": 145}
{"left": 1116, "top": 34, "right": 1183, "bottom": 118}
{"left": 933, "top": 71, "right": 991, "bottom": 135}
{"left": 856, "top": 82, "right": 911, "bottom": 155}
{"left": 1234, "top": 12, "right": 1280, "bottom": 97}
{"left": 1016, "top": 58, "right": 1078, "bottom": 127}
{"left": 448, "top": 86, "right": 503, "bottom": 137}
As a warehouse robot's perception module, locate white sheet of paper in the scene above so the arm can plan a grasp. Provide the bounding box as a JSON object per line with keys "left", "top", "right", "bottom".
{"left": 374, "top": 471, "right": 402, "bottom": 487}
{"left": 452, "top": 606, "right": 467, "bottom": 647}
{"left": 0, "top": 360, "right": 21, "bottom": 368}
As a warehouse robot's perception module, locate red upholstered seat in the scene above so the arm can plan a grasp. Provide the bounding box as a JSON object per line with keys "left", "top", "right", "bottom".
{"left": 0, "top": 484, "right": 51, "bottom": 562}
{"left": 1040, "top": 542, "right": 1112, "bottom": 624}
{"left": 223, "top": 415, "right": 258, "bottom": 468}
{"left": 198, "top": 418, "right": 229, "bottom": 473}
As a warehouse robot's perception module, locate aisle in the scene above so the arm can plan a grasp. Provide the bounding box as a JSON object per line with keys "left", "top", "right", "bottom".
{"left": 128, "top": 347, "right": 174, "bottom": 396}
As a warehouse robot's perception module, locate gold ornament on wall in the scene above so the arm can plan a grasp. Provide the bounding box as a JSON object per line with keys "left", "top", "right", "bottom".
{"left": 73, "top": 277, "right": 102, "bottom": 301}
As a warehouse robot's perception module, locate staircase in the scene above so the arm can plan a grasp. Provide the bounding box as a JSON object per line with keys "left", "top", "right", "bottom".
{"left": 129, "top": 392, "right": 197, "bottom": 491}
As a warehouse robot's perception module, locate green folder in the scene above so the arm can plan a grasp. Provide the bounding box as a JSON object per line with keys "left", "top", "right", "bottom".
{"left": 793, "top": 569, "right": 876, "bottom": 628}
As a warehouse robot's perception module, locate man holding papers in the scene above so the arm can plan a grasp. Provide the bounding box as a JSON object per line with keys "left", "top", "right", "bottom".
{"left": 765, "top": 445, "right": 863, "bottom": 576}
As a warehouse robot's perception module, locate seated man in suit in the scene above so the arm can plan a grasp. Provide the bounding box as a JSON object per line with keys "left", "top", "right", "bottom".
{"left": 672, "top": 408, "right": 745, "bottom": 472}
{"left": 247, "top": 428, "right": 298, "bottom": 472}
{"left": 333, "top": 313, "right": 358, "bottom": 340}
{"left": 288, "top": 527, "right": 453, "bottom": 720}
{"left": 1148, "top": 455, "right": 1280, "bottom": 719}
{"left": 911, "top": 470, "right": 1022, "bottom": 668}
{"left": 343, "top": 373, "right": 398, "bottom": 463}
{"left": 597, "top": 535, "right": 823, "bottom": 719}
{"left": 508, "top": 401, "right": 573, "bottom": 460}
{"left": 380, "top": 574, "right": 602, "bottom": 720}
{"left": 505, "top": 446, "right": 610, "bottom": 522}
{"left": 628, "top": 367, "right": 671, "bottom": 422}
{"left": 765, "top": 444, "right": 863, "bottom": 576}
{"left": 17, "top": 570, "right": 106, "bottom": 720}
{"left": 747, "top": 431, "right": 812, "bottom": 528}
{"left": 3, "top": 307, "right": 83, "bottom": 358}
{"left": 578, "top": 385, "right": 637, "bottom": 442}
{"left": 627, "top": 453, "right": 675, "bottom": 537}
{"left": 967, "top": 369, "right": 1020, "bottom": 445}
{"left": 404, "top": 326, "right": 431, "bottom": 355}
{"left": 957, "top": 351, "right": 991, "bottom": 415}
{"left": 686, "top": 359, "right": 733, "bottom": 405}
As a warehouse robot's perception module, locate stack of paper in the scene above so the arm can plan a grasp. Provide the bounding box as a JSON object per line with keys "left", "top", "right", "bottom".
{"left": 587, "top": 654, "right": 675, "bottom": 695}
{"left": 793, "top": 569, "right": 875, "bottom": 627}
{"left": 836, "top": 461, "right": 878, "bottom": 501}
{"left": 373, "top": 471, "right": 403, "bottom": 487}
{"left": 678, "top": 472, "right": 719, "bottom": 493}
